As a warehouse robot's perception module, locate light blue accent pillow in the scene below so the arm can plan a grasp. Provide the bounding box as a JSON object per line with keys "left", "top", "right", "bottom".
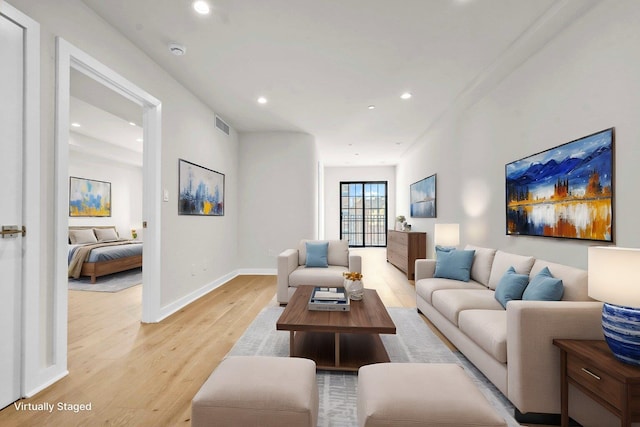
{"left": 434, "top": 248, "right": 476, "bottom": 282}
{"left": 305, "top": 241, "right": 329, "bottom": 268}
{"left": 522, "top": 266, "right": 564, "bottom": 301}
{"left": 494, "top": 266, "right": 529, "bottom": 309}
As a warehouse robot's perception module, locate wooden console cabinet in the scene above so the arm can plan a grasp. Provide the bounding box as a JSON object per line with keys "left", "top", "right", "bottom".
{"left": 387, "top": 230, "right": 426, "bottom": 280}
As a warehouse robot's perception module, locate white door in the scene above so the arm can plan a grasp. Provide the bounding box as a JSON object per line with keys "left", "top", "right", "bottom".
{"left": 0, "top": 10, "right": 25, "bottom": 409}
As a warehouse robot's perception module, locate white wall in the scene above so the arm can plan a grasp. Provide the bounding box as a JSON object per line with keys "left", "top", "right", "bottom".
{"left": 323, "top": 166, "right": 396, "bottom": 240}
{"left": 397, "top": 0, "right": 640, "bottom": 270}
{"left": 238, "top": 131, "right": 318, "bottom": 269}
{"left": 10, "top": 0, "right": 239, "bottom": 379}
{"left": 68, "top": 147, "right": 143, "bottom": 239}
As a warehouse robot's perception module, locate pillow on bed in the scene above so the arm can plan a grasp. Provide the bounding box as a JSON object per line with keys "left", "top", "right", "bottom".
{"left": 69, "top": 228, "right": 98, "bottom": 244}
{"left": 94, "top": 227, "right": 119, "bottom": 242}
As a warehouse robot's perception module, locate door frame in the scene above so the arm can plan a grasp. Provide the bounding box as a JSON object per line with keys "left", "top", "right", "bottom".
{"left": 54, "top": 38, "right": 163, "bottom": 381}
{"left": 0, "top": 2, "right": 41, "bottom": 399}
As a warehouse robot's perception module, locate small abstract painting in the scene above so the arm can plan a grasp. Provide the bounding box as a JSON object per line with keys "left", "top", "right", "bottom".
{"left": 179, "top": 159, "right": 224, "bottom": 216}
{"left": 410, "top": 174, "right": 436, "bottom": 218}
{"left": 69, "top": 176, "right": 111, "bottom": 217}
{"left": 506, "top": 128, "right": 614, "bottom": 242}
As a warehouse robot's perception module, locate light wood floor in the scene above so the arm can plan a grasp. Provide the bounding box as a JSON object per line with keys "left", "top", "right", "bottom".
{"left": 0, "top": 248, "right": 515, "bottom": 426}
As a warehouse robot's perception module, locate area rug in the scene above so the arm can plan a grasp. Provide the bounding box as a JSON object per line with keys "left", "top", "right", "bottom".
{"left": 68, "top": 267, "right": 142, "bottom": 292}
{"left": 228, "top": 306, "right": 520, "bottom": 427}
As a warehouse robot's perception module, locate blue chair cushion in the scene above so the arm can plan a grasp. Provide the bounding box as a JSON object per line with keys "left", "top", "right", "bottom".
{"left": 305, "top": 241, "right": 329, "bottom": 268}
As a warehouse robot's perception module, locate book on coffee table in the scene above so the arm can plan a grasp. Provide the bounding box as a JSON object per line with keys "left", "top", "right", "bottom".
{"left": 308, "top": 287, "right": 350, "bottom": 311}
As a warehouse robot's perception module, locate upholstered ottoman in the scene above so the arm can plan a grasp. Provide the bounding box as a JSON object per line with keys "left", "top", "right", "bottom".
{"left": 358, "top": 363, "right": 506, "bottom": 427}
{"left": 192, "top": 356, "right": 318, "bottom": 427}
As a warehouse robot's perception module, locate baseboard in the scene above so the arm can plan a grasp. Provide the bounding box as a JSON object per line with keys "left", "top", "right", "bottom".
{"left": 157, "top": 270, "right": 239, "bottom": 322}
{"left": 24, "top": 366, "right": 69, "bottom": 398}
{"left": 237, "top": 268, "right": 276, "bottom": 275}
{"left": 514, "top": 409, "right": 581, "bottom": 426}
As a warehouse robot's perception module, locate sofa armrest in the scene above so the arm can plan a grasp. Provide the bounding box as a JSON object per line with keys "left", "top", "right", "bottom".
{"left": 277, "top": 249, "right": 299, "bottom": 304}
{"left": 415, "top": 259, "right": 436, "bottom": 281}
{"left": 506, "top": 300, "right": 603, "bottom": 414}
{"left": 348, "top": 254, "right": 362, "bottom": 274}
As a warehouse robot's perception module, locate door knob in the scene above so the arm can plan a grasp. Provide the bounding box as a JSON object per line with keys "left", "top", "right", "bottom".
{"left": 1, "top": 225, "right": 25, "bottom": 238}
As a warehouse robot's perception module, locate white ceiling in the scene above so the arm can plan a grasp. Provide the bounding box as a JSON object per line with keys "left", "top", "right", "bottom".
{"left": 77, "top": 0, "right": 597, "bottom": 166}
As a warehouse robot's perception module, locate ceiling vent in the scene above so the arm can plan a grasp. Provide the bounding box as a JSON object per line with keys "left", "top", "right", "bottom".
{"left": 215, "top": 115, "right": 230, "bottom": 135}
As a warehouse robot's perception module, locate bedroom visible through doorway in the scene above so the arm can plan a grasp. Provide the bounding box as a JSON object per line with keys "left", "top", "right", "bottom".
{"left": 67, "top": 68, "right": 144, "bottom": 289}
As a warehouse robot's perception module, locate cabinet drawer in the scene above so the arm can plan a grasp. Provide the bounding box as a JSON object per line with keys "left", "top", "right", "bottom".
{"left": 388, "top": 231, "right": 408, "bottom": 245}
{"left": 567, "top": 353, "right": 624, "bottom": 409}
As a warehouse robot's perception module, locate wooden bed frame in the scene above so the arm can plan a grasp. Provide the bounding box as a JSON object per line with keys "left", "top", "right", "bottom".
{"left": 70, "top": 226, "right": 142, "bottom": 284}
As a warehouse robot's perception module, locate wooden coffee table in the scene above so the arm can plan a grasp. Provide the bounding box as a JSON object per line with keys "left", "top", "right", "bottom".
{"left": 276, "top": 285, "right": 396, "bottom": 371}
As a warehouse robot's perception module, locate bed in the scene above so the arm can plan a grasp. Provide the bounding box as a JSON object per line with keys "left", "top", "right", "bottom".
{"left": 68, "top": 226, "right": 143, "bottom": 284}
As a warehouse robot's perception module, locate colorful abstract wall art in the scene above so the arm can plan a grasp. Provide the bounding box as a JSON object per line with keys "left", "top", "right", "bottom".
{"left": 179, "top": 159, "right": 224, "bottom": 216}
{"left": 506, "top": 128, "right": 614, "bottom": 242}
{"left": 69, "top": 176, "right": 112, "bottom": 217}
{"left": 410, "top": 174, "right": 436, "bottom": 218}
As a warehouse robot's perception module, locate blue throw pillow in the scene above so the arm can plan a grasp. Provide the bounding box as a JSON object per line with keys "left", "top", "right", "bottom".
{"left": 305, "top": 241, "right": 329, "bottom": 268}
{"left": 522, "top": 267, "right": 564, "bottom": 301}
{"left": 434, "top": 248, "right": 475, "bottom": 282}
{"left": 494, "top": 266, "right": 529, "bottom": 309}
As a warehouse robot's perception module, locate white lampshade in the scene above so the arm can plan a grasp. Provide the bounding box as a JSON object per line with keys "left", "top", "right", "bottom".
{"left": 434, "top": 223, "right": 460, "bottom": 247}
{"left": 588, "top": 246, "right": 640, "bottom": 308}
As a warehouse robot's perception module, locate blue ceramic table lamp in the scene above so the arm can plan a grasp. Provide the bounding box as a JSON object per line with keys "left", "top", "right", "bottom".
{"left": 588, "top": 246, "right": 640, "bottom": 366}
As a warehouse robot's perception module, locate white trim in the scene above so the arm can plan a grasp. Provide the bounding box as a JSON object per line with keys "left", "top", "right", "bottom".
{"left": 1, "top": 1, "right": 42, "bottom": 400}
{"left": 157, "top": 271, "right": 239, "bottom": 322}
{"left": 54, "top": 40, "right": 163, "bottom": 386}
{"left": 24, "top": 367, "right": 68, "bottom": 398}
{"left": 237, "top": 268, "right": 277, "bottom": 275}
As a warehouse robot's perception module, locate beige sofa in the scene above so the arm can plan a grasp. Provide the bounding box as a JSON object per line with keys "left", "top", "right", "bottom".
{"left": 277, "top": 239, "right": 362, "bottom": 304}
{"left": 415, "top": 245, "right": 604, "bottom": 421}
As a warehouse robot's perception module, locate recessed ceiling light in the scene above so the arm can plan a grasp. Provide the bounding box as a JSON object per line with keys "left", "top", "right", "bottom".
{"left": 136, "top": 138, "right": 143, "bottom": 142}
{"left": 368, "top": 105, "right": 376, "bottom": 110}
{"left": 400, "top": 92, "right": 412, "bottom": 100}
{"left": 71, "top": 122, "right": 81, "bottom": 127}
{"left": 129, "top": 122, "right": 136, "bottom": 126}
{"left": 193, "top": 1, "right": 211, "bottom": 15}
{"left": 257, "top": 97, "right": 268, "bottom": 104}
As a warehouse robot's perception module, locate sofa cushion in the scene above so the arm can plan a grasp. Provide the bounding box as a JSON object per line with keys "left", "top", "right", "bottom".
{"left": 298, "top": 240, "right": 349, "bottom": 267}
{"left": 465, "top": 245, "right": 497, "bottom": 287}
{"left": 434, "top": 248, "right": 476, "bottom": 282}
{"left": 305, "top": 241, "right": 329, "bottom": 268}
{"left": 432, "top": 289, "right": 503, "bottom": 326}
{"left": 494, "top": 266, "right": 529, "bottom": 309}
{"left": 530, "top": 259, "right": 589, "bottom": 301}
{"left": 459, "top": 310, "right": 508, "bottom": 363}
{"left": 289, "top": 265, "right": 349, "bottom": 288}
{"left": 416, "top": 278, "right": 486, "bottom": 305}
{"left": 523, "top": 266, "right": 564, "bottom": 301}
{"left": 488, "top": 251, "right": 535, "bottom": 290}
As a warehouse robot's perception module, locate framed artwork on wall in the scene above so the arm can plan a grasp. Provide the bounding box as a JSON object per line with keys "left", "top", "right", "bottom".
{"left": 69, "top": 176, "right": 111, "bottom": 217}
{"left": 505, "top": 128, "right": 614, "bottom": 242}
{"left": 178, "top": 159, "right": 225, "bottom": 216}
{"left": 410, "top": 174, "right": 436, "bottom": 218}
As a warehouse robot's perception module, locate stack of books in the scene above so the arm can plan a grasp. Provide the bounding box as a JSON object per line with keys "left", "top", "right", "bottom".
{"left": 308, "top": 287, "right": 350, "bottom": 311}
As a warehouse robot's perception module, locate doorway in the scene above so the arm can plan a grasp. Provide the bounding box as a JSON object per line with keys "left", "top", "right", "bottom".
{"left": 0, "top": 2, "right": 40, "bottom": 405}
{"left": 54, "top": 38, "right": 162, "bottom": 376}
{"left": 340, "top": 181, "right": 388, "bottom": 247}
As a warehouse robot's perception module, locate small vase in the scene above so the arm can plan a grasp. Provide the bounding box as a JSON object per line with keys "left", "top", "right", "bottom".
{"left": 344, "top": 279, "right": 364, "bottom": 301}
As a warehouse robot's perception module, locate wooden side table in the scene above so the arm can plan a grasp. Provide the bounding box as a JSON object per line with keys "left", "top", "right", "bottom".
{"left": 553, "top": 339, "right": 640, "bottom": 427}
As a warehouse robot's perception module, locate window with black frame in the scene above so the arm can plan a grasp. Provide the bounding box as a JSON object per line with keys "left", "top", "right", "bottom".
{"left": 340, "top": 181, "right": 387, "bottom": 247}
